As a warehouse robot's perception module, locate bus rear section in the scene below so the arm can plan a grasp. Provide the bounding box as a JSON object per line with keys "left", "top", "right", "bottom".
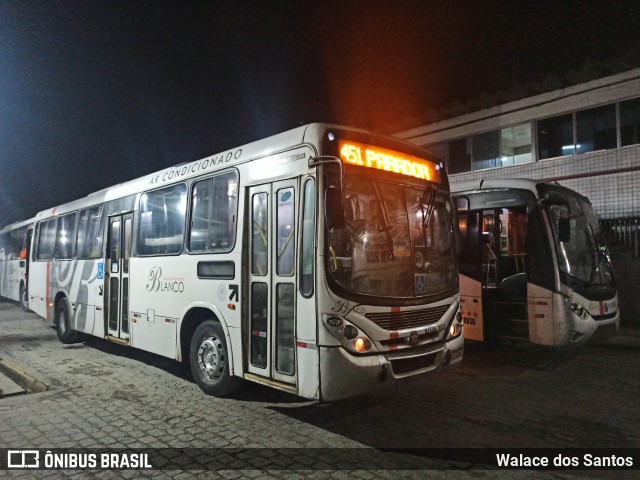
{"left": 454, "top": 179, "right": 619, "bottom": 346}
{"left": 0, "top": 219, "right": 33, "bottom": 311}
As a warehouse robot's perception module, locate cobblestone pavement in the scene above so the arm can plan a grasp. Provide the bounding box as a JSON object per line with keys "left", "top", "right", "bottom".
{"left": 1, "top": 301, "right": 638, "bottom": 479}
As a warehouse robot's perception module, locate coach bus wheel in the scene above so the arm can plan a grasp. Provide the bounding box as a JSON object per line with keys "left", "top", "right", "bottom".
{"left": 19, "top": 284, "right": 29, "bottom": 312}
{"left": 55, "top": 299, "right": 79, "bottom": 344}
{"left": 190, "top": 319, "right": 243, "bottom": 397}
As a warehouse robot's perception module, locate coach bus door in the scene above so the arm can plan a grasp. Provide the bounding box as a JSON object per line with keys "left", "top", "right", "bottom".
{"left": 247, "top": 180, "right": 298, "bottom": 387}
{"left": 106, "top": 213, "right": 133, "bottom": 343}
{"left": 457, "top": 209, "right": 484, "bottom": 341}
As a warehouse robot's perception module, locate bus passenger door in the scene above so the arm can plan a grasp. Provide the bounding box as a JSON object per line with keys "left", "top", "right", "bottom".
{"left": 457, "top": 211, "right": 484, "bottom": 340}
{"left": 106, "top": 213, "right": 133, "bottom": 342}
{"left": 247, "top": 180, "right": 298, "bottom": 386}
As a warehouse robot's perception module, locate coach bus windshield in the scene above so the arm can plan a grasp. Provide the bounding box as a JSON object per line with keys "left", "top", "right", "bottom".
{"left": 546, "top": 193, "right": 615, "bottom": 290}
{"left": 327, "top": 171, "right": 458, "bottom": 301}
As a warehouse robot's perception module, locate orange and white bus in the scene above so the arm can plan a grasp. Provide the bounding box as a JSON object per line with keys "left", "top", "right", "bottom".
{"left": 28, "top": 124, "right": 463, "bottom": 401}
{"left": 453, "top": 179, "right": 618, "bottom": 346}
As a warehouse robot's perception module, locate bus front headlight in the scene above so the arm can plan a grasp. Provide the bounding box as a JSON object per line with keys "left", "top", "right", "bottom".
{"left": 447, "top": 308, "right": 463, "bottom": 339}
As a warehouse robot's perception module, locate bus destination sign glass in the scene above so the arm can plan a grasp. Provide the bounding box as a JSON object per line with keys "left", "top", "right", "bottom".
{"left": 338, "top": 140, "right": 441, "bottom": 183}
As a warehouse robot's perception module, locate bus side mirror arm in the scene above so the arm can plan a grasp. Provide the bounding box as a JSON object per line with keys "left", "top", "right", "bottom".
{"left": 309, "top": 156, "right": 346, "bottom": 230}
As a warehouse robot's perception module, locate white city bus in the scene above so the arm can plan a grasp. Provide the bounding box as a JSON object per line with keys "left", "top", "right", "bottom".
{"left": 452, "top": 179, "right": 619, "bottom": 346}
{"left": 0, "top": 218, "right": 34, "bottom": 311}
{"left": 28, "top": 124, "right": 463, "bottom": 401}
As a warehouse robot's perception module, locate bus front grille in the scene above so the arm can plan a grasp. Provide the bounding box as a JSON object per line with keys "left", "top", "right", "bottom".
{"left": 365, "top": 305, "right": 450, "bottom": 331}
{"left": 390, "top": 352, "right": 439, "bottom": 375}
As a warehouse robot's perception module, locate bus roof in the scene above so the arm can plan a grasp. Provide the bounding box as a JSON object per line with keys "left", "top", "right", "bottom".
{"left": 451, "top": 178, "right": 543, "bottom": 194}
{"left": 31, "top": 123, "right": 426, "bottom": 221}
{"left": 0, "top": 217, "right": 35, "bottom": 234}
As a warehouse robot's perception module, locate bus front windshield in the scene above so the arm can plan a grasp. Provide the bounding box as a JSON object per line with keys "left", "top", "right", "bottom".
{"left": 327, "top": 172, "right": 458, "bottom": 300}
{"left": 547, "top": 196, "right": 615, "bottom": 288}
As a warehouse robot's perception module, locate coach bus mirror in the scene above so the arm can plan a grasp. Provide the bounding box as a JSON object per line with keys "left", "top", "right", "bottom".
{"left": 325, "top": 185, "right": 346, "bottom": 230}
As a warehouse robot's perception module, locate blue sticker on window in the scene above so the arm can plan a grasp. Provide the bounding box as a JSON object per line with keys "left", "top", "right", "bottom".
{"left": 415, "top": 274, "right": 427, "bottom": 294}
{"left": 97, "top": 262, "right": 104, "bottom": 280}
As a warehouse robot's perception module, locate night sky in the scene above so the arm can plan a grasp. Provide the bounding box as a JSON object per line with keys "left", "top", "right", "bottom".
{"left": 1, "top": 1, "right": 639, "bottom": 226}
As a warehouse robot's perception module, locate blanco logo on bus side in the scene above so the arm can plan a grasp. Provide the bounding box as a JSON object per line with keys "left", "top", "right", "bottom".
{"left": 146, "top": 266, "right": 185, "bottom": 294}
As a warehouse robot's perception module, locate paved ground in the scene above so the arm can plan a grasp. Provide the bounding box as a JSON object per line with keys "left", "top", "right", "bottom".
{"left": 0, "top": 301, "right": 638, "bottom": 479}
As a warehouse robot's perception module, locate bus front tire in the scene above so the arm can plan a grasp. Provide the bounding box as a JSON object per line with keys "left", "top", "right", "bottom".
{"left": 55, "top": 299, "right": 79, "bottom": 344}
{"left": 190, "top": 319, "right": 242, "bottom": 397}
{"left": 19, "top": 284, "right": 29, "bottom": 312}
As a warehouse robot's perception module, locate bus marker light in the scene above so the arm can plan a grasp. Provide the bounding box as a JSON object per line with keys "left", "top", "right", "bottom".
{"left": 327, "top": 317, "right": 342, "bottom": 327}
{"left": 227, "top": 303, "right": 236, "bottom": 310}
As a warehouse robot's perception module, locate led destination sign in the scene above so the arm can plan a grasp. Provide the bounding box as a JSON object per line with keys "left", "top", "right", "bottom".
{"left": 338, "top": 140, "right": 441, "bottom": 183}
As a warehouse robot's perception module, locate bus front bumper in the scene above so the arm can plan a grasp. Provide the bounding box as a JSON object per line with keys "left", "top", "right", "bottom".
{"left": 319, "top": 335, "right": 464, "bottom": 402}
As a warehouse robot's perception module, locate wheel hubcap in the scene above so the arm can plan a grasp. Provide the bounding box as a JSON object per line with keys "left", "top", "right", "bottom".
{"left": 197, "top": 335, "right": 224, "bottom": 382}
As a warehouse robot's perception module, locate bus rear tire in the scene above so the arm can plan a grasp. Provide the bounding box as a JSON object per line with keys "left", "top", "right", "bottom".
{"left": 19, "top": 284, "right": 29, "bottom": 312}
{"left": 190, "top": 319, "right": 242, "bottom": 397}
{"left": 55, "top": 298, "right": 80, "bottom": 344}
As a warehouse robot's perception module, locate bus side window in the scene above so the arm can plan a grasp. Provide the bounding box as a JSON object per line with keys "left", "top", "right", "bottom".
{"left": 526, "top": 208, "right": 555, "bottom": 290}
{"left": 77, "top": 205, "right": 105, "bottom": 259}
{"left": 138, "top": 184, "right": 187, "bottom": 256}
{"left": 189, "top": 171, "right": 238, "bottom": 253}
{"left": 54, "top": 212, "right": 78, "bottom": 259}
{"left": 36, "top": 219, "right": 57, "bottom": 261}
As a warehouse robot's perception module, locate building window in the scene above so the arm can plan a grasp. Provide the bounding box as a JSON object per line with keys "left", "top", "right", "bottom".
{"left": 470, "top": 123, "right": 533, "bottom": 171}
{"left": 620, "top": 97, "right": 640, "bottom": 147}
{"left": 500, "top": 123, "right": 532, "bottom": 166}
{"left": 537, "top": 113, "right": 574, "bottom": 159}
{"left": 472, "top": 130, "right": 500, "bottom": 170}
{"left": 576, "top": 104, "right": 616, "bottom": 154}
{"left": 429, "top": 139, "right": 471, "bottom": 174}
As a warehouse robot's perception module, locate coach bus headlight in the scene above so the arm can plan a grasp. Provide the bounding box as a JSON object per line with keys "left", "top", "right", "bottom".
{"left": 448, "top": 321, "right": 463, "bottom": 339}
{"left": 354, "top": 337, "right": 372, "bottom": 352}
{"left": 569, "top": 302, "right": 585, "bottom": 318}
{"left": 343, "top": 324, "right": 358, "bottom": 340}
{"left": 446, "top": 308, "right": 463, "bottom": 339}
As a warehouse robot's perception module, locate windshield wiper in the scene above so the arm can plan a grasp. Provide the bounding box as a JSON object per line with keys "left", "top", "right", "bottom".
{"left": 419, "top": 185, "right": 439, "bottom": 246}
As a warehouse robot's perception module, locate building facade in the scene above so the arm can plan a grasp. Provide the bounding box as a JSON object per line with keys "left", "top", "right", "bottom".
{"left": 396, "top": 68, "right": 640, "bottom": 220}
{"left": 396, "top": 69, "right": 640, "bottom": 325}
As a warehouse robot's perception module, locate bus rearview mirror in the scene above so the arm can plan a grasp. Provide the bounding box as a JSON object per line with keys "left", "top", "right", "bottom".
{"left": 325, "top": 186, "right": 346, "bottom": 230}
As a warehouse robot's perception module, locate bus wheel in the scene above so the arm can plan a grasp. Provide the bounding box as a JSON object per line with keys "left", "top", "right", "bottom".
{"left": 55, "top": 299, "right": 79, "bottom": 344}
{"left": 19, "top": 284, "right": 29, "bottom": 312}
{"left": 190, "top": 320, "right": 242, "bottom": 397}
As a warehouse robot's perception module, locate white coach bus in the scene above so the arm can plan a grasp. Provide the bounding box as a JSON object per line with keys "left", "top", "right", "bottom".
{"left": 28, "top": 124, "right": 463, "bottom": 401}
{"left": 0, "top": 218, "right": 34, "bottom": 311}
{"left": 452, "top": 179, "right": 619, "bottom": 346}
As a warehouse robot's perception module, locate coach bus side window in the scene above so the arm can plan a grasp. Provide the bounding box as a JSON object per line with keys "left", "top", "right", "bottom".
{"left": 54, "top": 212, "right": 77, "bottom": 259}
{"left": 36, "top": 219, "right": 57, "bottom": 261}
{"left": 189, "top": 171, "right": 238, "bottom": 253}
{"left": 138, "top": 184, "right": 187, "bottom": 256}
{"left": 77, "top": 205, "right": 105, "bottom": 259}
